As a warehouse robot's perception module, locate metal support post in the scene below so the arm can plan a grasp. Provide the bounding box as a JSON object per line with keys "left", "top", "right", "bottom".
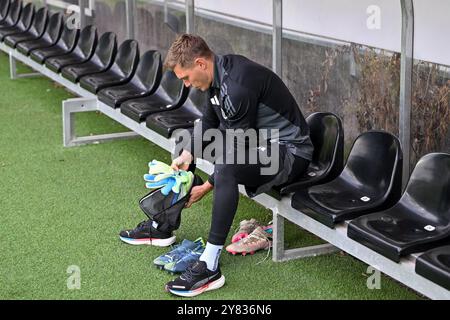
{"left": 272, "top": 206, "right": 339, "bottom": 262}
{"left": 62, "top": 97, "right": 139, "bottom": 147}
{"left": 399, "top": 0, "right": 414, "bottom": 190}
{"left": 78, "top": 0, "right": 88, "bottom": 28}
{"left": 272, "top": 0, "right": 282, "bottom": 77}
{"left": 186, "top": 0, "right": 194, "bottom": 33}
{"left": 126, "top": 0, "right": 136, "bottom": 39}
{"left": 9, "top": 51, "right": 40, "bottom": 79}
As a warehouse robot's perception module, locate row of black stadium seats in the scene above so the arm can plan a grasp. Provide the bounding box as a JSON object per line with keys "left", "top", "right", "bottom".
{"left": 283, "top": 115, "right": 450, "bottom": 291}
{"left": 0, "top": 0, "right": 205, "bottom": 138}
{"left": 1, "top": 0, "right": 449, "bottom": 293}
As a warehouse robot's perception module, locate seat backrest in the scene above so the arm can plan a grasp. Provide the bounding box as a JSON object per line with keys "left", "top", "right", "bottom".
{"left": 28, "top": 7, "right": 47, "bottom": 37}
{"left": 344, "top": 131, "right": 402, "bottom": 197}
{"left": 95, "top": 32, "right": 117, "bottom": 67}
{"left": 73, "top": 25, "right": 97, "bottom": 58}
{"left": 43, "top": 12, "right": 63, "bottom": 43}
{"left": 4, "top": 0, "right": 20, "bottom": 26}
{"left": 58, "top": 24, "right": 80, "bottom": 51}
{"left": 16, "top": 2, "right": 33, "bottom": 31}
{"left": 307, "top": 112, "right": 344, "bottom": 179}
{"left": 134, "top": 50, "right": 162, "bottom": 91}
{"left": 114, "top": 39, "right": 139, "bottom": 76}
{"left": 159, "top": 70, "right": 188, "bottom": 105}
{"left": 0, "top": 0, "right": 10, "bottom": 20}
{"left": 184, "top": 88, "right": 208, "bottom": 116}
{"left": 402, "top": 153, "right": 450, "bottom": 222}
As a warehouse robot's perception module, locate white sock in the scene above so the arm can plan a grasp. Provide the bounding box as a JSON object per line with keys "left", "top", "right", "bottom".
{"left": 152, "top": 221, "right": 158, "bottom": 229}
{"left": 199, "top": 242, "right": 223, "bottom": 271}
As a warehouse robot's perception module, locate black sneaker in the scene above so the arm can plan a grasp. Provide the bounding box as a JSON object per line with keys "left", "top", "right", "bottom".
{"left": 165, "top": 261, "right": 225, "bottom": 297}
{"left": 119, "top": 220, "right": 176, "bottom": 246}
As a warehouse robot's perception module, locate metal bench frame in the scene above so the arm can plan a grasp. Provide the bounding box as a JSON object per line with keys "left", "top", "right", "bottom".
{"left": 1, "top": 42, "right": 448, "bottom": 299}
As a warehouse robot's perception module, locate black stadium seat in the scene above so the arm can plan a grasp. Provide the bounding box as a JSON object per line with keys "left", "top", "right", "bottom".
{"left": 0, "top": 0, "right": 21, "bottom": 28}
{"left": 416, "top": 245, "right": 450, "bottom": 290}
{"left": 45, "top": 25, "right": 97, "bottom": 73}
{"left": 79, "top": 39, "right": 139, "bottom": 93}
{"left": 0, "top": 0, "right": 10, "bottom": 22}
{"left": 120, "top": 70, "right": 188, "bottom": 123}
{"left": 61, "top": 32, "right": 117, "bottom": 83}
{"left": 269, "top": 112, "right": 344, "bottom": 200}
{"left": 98, "top": 50, "right": 162, "bottom": 108}
{"left": 347, "top": 153, "right": 450, "bottom": 262}
{"left": 30, "top": 24, "right": 79, "bottom": 64}
{"left": 0, "top": 2, "right": 33, "bottom": 42}
{"left": 4, "top": 6, "right": 47, "bottom": 48}
{"left": 145, "top": 88, "right": 207, "bottom": 138}
{"left": 16, "top": 11, "right": 62, "bottom": 55}
{"left": 292, "top": 131, "right": 403, "bottom": 228}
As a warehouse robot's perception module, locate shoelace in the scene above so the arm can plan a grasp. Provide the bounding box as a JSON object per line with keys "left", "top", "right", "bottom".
{"left": 233, "top": 220, "right": 258, "bottom": 235}
{"left": 180, "top": 263, "right": 201, "bottom": 282}
{"left": 256, "top": 244, "right": 272, "bottom": 266}
{"left": 136, "top": 220, "right": 151, "bottom": 231}
{"left": 165, "top": 243, "right": 184, "bottom": 257}
{"left": 241, "top": 231, "right": 272, "bottom": 266}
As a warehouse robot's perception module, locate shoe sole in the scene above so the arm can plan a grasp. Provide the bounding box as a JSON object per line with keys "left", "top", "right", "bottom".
{"left": 119, "top": 235, "right": 176, "bottom": 247}
{"left": 166, "top": 275, "right": 225, "bottom": 297}
{"left": 226, "top": 243, "right": 272, "bottom": 256}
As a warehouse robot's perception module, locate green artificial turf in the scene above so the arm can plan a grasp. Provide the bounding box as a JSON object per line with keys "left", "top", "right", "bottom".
{"left": 0, "top": 52, "right": 423, "bottom": 300}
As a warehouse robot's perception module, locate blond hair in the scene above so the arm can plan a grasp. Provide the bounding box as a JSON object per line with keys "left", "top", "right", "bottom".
{"left": 164, "top": 34, "right": 213, "bottom": 69}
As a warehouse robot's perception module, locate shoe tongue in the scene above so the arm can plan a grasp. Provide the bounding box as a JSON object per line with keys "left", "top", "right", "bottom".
{"left": 138, "top": 220, "right": 152, "bottom": 229}
{"left": 191, "top": 260, "right": 207, "bottom": 273}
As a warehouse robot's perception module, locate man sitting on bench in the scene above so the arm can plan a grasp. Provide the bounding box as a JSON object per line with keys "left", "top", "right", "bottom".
{"left": 120, "top": 34, "right": 313, "bottom": 297}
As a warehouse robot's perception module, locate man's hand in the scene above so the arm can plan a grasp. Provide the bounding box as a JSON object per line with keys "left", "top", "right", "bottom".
{"left": 171, "top": 150, "right": 193, "bottom": 171}
{"left": 185, "top": 181, "right": 213, "bottom": 208}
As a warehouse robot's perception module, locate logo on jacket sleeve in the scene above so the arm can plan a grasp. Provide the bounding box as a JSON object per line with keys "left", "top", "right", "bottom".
{"left": 220, "top": 83, "right": 237, "bottom": 119}
{"left": 210, "top": 95, "right": 220, "bottom": 106}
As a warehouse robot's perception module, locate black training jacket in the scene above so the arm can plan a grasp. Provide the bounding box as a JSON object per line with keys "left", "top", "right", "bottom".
{"left": 185, "top": 54, "right": 313, "bottom": 161}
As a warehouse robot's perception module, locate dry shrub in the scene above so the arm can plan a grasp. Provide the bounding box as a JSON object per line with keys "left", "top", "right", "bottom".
{"left": 411, "top": 63, "right": 450, "bottom": 163}
{"left": 304, "top": 43, "right": 449, "bottom": 166}
{"left": 351, "top": 44, "right": 449, "bottom": 165}
{"left": 351, "top": 44, "right": 401, "bottom": 133}
{"left": 305, "top": 47, "right": 343, "bottom": 114}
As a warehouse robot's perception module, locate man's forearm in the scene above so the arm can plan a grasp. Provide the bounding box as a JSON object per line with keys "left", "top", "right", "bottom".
{"left": 201, "top": 180, "right": 214, "bottom": 193}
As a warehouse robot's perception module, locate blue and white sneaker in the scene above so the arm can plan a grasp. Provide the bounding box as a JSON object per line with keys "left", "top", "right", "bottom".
{"left": 153, "top": 237, "right": 204, "bottom": 270}
{"left": 164, "top": 244, "right": 206, "bottom": 274}
{"left": 119, "top": 220, "right": 176, "bottom": 247}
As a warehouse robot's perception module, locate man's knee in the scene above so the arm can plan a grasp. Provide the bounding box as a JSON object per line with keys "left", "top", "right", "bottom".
{"left": 213, "top": 164, "right": 239, "bottom": 184}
